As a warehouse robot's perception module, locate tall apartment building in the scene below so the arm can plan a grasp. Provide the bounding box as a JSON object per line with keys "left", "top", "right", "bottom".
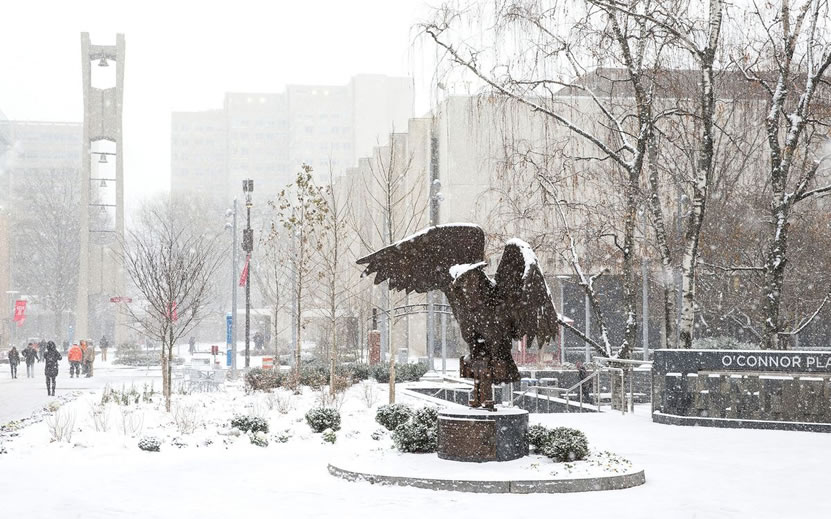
{"left": 171, "top": 74, "right": 414, "bottom": 200}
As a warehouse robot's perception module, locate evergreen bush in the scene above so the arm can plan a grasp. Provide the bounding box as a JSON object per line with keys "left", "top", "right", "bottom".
{"left": 230, "top": 415, "right": 270, "bottom": 434}
{"left": 321, "top": 428, "right": 337, "bottom": 444}
{"left": 244, "top": 368, "right": 283, "bottom": 392}
{"left": 375, "top": 403, "right": 413, "bottom": 431}
{"left": 543, "top": 427, "right": 589, "bottom": 462}
{"left": 305, "top": 407, "right": 341, "bottom": 432}
{"left": 527, "top": 424, "right": 550, "bottom": 451}
{"left": 138, "top": 436, "right": 161, "bottom": 452}
{"left": 390, "top": 406, "right": 439, "bottom": 453}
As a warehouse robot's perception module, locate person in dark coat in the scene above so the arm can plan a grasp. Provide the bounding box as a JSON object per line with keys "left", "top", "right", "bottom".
{"left": 100, "top": 335, "right": 110, "bottom": 362}
{"left": 7, "top": 346, "right": 20, "bottom": 378}
{"left": 576, "top": 361, "right": 593, "bottom": 404}
{"left": 43, "top": 341, "right": 62, "bottom": 396}
{"left": 21, "top": 343, "right": 38, "bottom": 378}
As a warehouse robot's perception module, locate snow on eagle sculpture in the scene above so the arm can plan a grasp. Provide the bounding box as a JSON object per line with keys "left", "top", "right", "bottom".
{"left": 357, "top": 223, "right": 559, "bottom": 411}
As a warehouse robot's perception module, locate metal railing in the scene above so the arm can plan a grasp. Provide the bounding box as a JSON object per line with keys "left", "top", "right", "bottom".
{"left": 594, "top": 357, "right": 654, "bottom": 414}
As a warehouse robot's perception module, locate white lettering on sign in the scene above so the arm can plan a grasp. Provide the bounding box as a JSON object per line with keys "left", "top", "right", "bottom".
{"left": 718, "top": 353, "right": 830, "bottom": 372}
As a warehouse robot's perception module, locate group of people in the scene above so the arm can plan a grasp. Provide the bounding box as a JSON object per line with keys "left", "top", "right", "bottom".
{"left": 6, "top": 335, "right": 108, "bottom": 396}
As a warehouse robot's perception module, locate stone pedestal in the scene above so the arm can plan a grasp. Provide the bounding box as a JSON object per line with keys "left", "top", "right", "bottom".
{"left": 437, "top": 407, "right": 528, "bottom": 462}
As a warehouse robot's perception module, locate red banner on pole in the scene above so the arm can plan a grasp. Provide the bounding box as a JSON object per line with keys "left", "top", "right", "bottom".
{"left": 13, "top": 300, "right": 26, "bottom": 326}
{"left": 166, "top": 301, "right": 178, "bottom": 322}
{"left": 239, "top": 254, "right": 250, "bottom": 287}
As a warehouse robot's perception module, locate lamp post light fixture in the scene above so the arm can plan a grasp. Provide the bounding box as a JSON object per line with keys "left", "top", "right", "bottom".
{"left": 242, "top": 179, "right": 254, "bottom": 369}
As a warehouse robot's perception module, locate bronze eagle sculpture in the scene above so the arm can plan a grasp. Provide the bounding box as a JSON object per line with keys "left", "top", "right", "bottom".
{"left": 357, "top": 224, "right": 559, "bottom": 410}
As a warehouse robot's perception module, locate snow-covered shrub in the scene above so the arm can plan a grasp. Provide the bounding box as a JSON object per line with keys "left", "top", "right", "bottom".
{"left": 391, "top": 406, "right": 439, "bottom": 453}
{"left": 370, "top": 429, "right": 386, "bottom": 441}
{"left": 540, "top": 427, "right": 589, "bottom": 462}
{"left": 375, "top": 403, "right": 412, "bottom": 431}
{"left": 299, "top": 361, "right": 330, "bottom": 389}
{"left": 358, "top": 380, "right": 379, "bottom": 408}
{"left": 370, "top": 363, "right": 429, "bottom": 383}
{"left": 321, "top": 428, "right": 337, "bottom": 444}
{"left": 412, "top": 406, "right": 438, "bottom": 428}
{"left": 274, "top": 430, "right": 291, "bottom": 443}
{"left": 397, "top": 362, "right": 430, "bottom": 382}
{"left": 173, "top": 403, "right": 202, "bottom": 434}
{"left": 527, "top": 424, "right": 550, "bottom": 451}
{"left": 245, "top": 368, "right": 283, "bottom": 392}
{"left": 274, "top": 390, "right": 294, "bottom": 414}
{"left": 138, "top": 436, "right": 161, "bottom": 452}
{"left": 692, "top": 336, "right": 758, "bottom": 350}
{"left": 119, "top": 408, "right": 144, "bottom": 437}
{"left": 46, "top": 408, "right": 76, "bottom": 443}
{"left": 305, "top": 407, "right": 341, "bottom": 433}
{"left": 348, "top": 363, "right": 371, "bottom": 381}
{"left": 316, "top": 390, "right": 347, "bottom": 411}
{"left": 249, "top": 431, "right": 269, "bottom": 447}
{"left": 230, "top": 415, "right": 269, "bottom": 434}
{"left": 89, "top": 403, "right": 111, "bottom": 433}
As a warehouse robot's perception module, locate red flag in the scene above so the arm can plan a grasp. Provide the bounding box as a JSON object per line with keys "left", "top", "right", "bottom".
{"left": 13, "top": 300, "right": 26, "bottom": 326}
{"left": 239, "top": 254, "right": 250, "bottom": 287}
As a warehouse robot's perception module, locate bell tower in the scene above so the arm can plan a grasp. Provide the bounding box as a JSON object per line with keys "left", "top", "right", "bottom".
{"left": 76, "top": 33, "right": 126, "bottom": 347}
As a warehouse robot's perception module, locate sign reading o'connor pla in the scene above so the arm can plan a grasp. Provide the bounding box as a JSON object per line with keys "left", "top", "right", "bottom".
{"left": 653, "top": 350, "right": 831, "bottom": 375}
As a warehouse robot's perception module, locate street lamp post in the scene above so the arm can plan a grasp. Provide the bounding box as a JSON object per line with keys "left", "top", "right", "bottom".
{"left": 225, "top": 200, "right": 239, "bottom": 374}
{"left": 242, "top": 179, "right": 254, "bottom": 369}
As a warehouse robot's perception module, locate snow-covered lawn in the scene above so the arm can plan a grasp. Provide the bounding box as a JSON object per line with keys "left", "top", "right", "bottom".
{"left": 1, "top": 380, "right": 829, "bottom": 519}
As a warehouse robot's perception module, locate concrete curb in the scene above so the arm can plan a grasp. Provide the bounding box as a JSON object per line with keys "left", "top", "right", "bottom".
{"left": 328, "top": 463, "right": 645, "bottom": 494}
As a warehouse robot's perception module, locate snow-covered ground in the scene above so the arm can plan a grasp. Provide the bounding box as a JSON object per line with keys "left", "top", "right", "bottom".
{"left": 1, "top": 376, "right": 829, "bottom": 519}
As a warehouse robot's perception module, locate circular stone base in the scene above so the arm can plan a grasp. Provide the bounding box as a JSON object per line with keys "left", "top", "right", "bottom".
{"left": 437, "top": 407, "right": 528, "bottom": 462}
{"left": 328, "top": 450, "right": 645, "bottom": 494}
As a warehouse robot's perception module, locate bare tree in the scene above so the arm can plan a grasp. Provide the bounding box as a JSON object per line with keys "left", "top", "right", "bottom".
{"left": 422, "top": 0, "right": 692, "bottom": 356}
{"left": 318, "top": 161, "right": 359, "bottom": 395}
{"left": 352, "top": 137, "right": 428, "bottom": 403}
{"left": 11, "top": 172, "right": 79, "bottom": 339}
{"left": 271, "top": 165, "right": 329, "bottom": 379}
{"left": 733, "top": 0, "right": 831, "bottom": 349}
{"left": 122, "top": 202, "right": 223, "bottom": 412}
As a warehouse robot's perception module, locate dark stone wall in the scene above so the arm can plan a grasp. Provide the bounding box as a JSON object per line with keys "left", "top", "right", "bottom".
{"left": 652, "top": 349, "right": 831, "bottom": 429}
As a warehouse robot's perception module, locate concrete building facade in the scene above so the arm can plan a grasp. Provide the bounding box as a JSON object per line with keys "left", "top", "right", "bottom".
{"left": 171, "top": 74, "right": 414, "bottom": 200}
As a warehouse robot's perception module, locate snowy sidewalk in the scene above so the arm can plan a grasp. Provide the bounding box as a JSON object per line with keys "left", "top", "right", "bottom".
{"left": 0, "top": 363, "right": 161, "bottom": 424}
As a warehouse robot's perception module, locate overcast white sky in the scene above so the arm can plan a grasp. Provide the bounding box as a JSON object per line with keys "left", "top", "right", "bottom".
{"left": 0, "top": 0, "right": 440, "bottom": 206}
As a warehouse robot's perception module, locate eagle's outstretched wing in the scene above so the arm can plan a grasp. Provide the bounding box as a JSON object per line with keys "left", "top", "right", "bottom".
{"left": 357, "top": 224, "right": 485, "bottom": 293}
{"left": 495, "top": 238, "right": 559, "bottom": 347}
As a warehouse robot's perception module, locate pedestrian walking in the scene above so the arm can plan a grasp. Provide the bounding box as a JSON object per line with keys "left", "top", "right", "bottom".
{"left": 188, "top": 336, "right": 196, "bottom": 355}
{"left": 7, "top": 346, "right": 20, "bottom": 378}
{"left": 68, "top": 343, "right": 83, "bottom": 378}
{"left": 80, "top": 341, "right": 88, "bottom": 376}
{"left": 576, "top": 361, "right": 593, "bottom": 404}
{"left": 21, "top": 343, "right": 37, "bottom": 378}
{"left": 100, "top": 335, "right": 110, "bottom": 362}
{"left": 38, "top": 340, "right": 47, "bottom": 362}
{"left": 43, "top": 341, "right": 61, "bottom": 396}
{"left": 83, "top": 340, "right": 95, "bottom": 378}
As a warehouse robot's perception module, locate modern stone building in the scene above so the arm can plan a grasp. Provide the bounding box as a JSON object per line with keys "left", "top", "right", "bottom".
{"left": 170, "top": 74, "right": 414, "bottom": 200}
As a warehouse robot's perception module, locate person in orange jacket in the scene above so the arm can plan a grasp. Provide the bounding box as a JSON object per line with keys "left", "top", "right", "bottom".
{"left": 68, "top": 343, "right": 83, "bottom": 378}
